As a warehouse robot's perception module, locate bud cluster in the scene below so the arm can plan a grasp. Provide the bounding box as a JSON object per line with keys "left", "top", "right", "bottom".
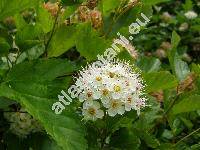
{"left": 4, "top": 108, "right": 43, "bottom": 138}
{"left": 69, "top": 1, "right": 102, "bottom": 29}
{"left": 43, "top": 2, "right": 59, "bottom": 17}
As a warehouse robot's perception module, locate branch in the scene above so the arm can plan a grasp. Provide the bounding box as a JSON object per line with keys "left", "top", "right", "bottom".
{"left": 105, "top": 0, "right": 139, "bottom": 37}
{"left": 175, "top": 128, "right": 200, "bottom": 146}
{"left": 44, "top": 4, "right": 62, "bottom": 56}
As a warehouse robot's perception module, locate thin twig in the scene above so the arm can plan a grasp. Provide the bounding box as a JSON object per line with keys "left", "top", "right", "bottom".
{"left": 164, "top": 95, "right": 179, "bottom": 116}
{"left": 105, "top": 0, "right": 139, "bottom": 37}
{"left": 165, "top": 74, "right": 199, "bottom": 116}
{"left": 6, "top": 56, "right": 12, "bottom": 69}
{"left": 174, "top": 128, "right": 200, "bottom": 146}
{"left": 44, "top": 4, "right": 62, "bottom": 56}
{"left": 149, "top": 74, "right": 199, "bottom": 133}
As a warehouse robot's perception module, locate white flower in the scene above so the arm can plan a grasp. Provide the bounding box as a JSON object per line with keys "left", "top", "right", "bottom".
{"left": 1, "top": 53, "right": 18, "bottom": 68}
{"left": 82, "top": 101, "right": 104, "bottom": 121}
{"left": 79, "top": 87, "right": 93, "bottom": 100}
{"left": 4, "top": 108, "right": 43, "bottom": 138}
{"left": 109, "top": 80, "right": 126, "bottom": 99}
{"left": 124, "top": 95, "right": 137, "bottom": 111}
{"left": 179, "top": 22, "right": 189, "bottom": 31}
{"left": 85, "top": 67, "right": 103, "bottom": 88}
{"left": 100, "top": 88, "right": 111, "bottom": 105}
{"left": 8, "top": 53, "right": 18, "bottom": 62}
{"left": 135, "top": 98, "right": 146, "bottom": 115}
{"left": 184, "top": 11, "right": 198, "bottom": 20}
{"left": 74, "top": 59, "right": 147, "bottom": 120}
{"left": 161, "top": 12, "right": 172, "bottom": 22}
{"left": 105, "top": 99, "right": 125, "bottom": 116}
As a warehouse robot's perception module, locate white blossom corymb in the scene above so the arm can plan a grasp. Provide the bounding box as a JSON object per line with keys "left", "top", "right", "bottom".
{"left": 184, "top": 11, "right": 198, "bottom": 20}
{"left": 4, "top": 108, "right": 43, "bottom": 138}
{"left": 75, "top": 59, "right": 147, "bottom": 121}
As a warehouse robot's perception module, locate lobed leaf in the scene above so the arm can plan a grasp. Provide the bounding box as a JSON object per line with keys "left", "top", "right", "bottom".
{"left": 0, "top": 59, "right": 87, "bottom": 150}
{"left": 143, "top": 71, "right": 178, "bottom": 93}
{"left": 0, "top": 0, "right": 38, "bottom": 20}
{"left": 172, "top": 95, "right": 200, "bottom": 115}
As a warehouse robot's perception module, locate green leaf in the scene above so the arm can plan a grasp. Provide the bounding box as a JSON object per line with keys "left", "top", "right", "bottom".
{"left": 136, "top": 56, "right": 161, "bottom": 73}
{"left": 48, "top": 25, "right": 77, "bottom": 57}
{"left": 192, "top": 64, "right": 200, "bottom": 74}
{"left": 3, "top": 133, "right": 27, "bottom": 150}
{"left": 61, "top": 0, "right": 85, "bottom": 6}
{"left": 28, "top": 133, "right": 62, "bottom": 150}
{"left": 14, "top": 13, "right": 27, "bottom": 29}
{"left": 4, "top": 133, "right": 62, "bottom": 150}
{"left": 161, "top": 129, "right": 174, "bottom": 140}
{"left": 135, "top": 129, "right": 160, "bottom": 148}
{"left": 106, "top": 3, "right": 142, "bottom": 37}
{"left": 180, "top": 117, "right": 193, "bottom": 130}
{"left": 101, "top": 0, "right": 121, "bottom": 17}
{"left": 61, "top": 5, "right": 78, "bottom": 20}
{"left": 191, "top": 25, "right": 200, "bottom": 32}
{"left": 5, "top": 59, "right": 79, "bottom": 98}
{"left": 182, "top": 0, "right": 193, "bottom": 11}
{"left": 0, "top": 59, "right": 87, "bottom": 150}
{"left": 0, "top": 0, "right": 38, "bottom": 20}
{"left": 76, "top": 23, "right": 109, "bottom": 61}
{"left": 133, "top": 96, "right": 163, "bottom": 131}
{"left": 0, "top": 37, "right": 10, "bottom": 56}
{"left": 36, "top": 5, "right": 54, "bottom": 34}
{"left": 157, "top": 143, "right": 175, "bottom": 150}
{"left": 174, "top": 59, "right": 190, "bottom": 81}
{"left": 171, "top": 31, "right": 180, "bottom": 49}
{"left": 110, "top": 128, "right": 141, "bottom": 150}
{"left": 0, "top": 97, "right": 15, "bottom": 109}
{"left": 108, "top": 115, "right": 137, "bottom": 134}
{"left": 6, "top": 59, "right": 76, "bottom": 81}
{"left": 24, "top": 44, "right": 45, "bottom": 60}
{"left": 191, "top": 143, "right": 200, "bottom": 150}
{"left": 142, "top": 0, "right": 171, "bottom": 5}
{"left": 117, "top": 49, "right": 136, "bottom": 63}
{"left": 16, "top": 24, "right": 43, "bottom": 50}
{"left": 168, "top": 31, "right": 190, "bottom": 81}
{"left": 172, "top": 95, "right": 200, "bottom": 115}
{"left": 143, "top": 71, "right": 178, "bottom": 93}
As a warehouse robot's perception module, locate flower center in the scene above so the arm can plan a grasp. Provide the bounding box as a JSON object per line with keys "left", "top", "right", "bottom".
{"left": 88, "top": 108, "right": 96, "bottom": 115}
{"left": 96, "top": 76, "right": 102, "bottom": 81}
{"left": 102, "top": 89, "right": 109, "bottom": 96}
{"left": 114, "top": 85, "right": 121, "bottom": 92}
{"left": 111, "top": 101, "right": 118, "bottom": 108}
{"left": 127, "top": 97, "right": 132, "bottom": 104}
{"left": 87, "top": 92, "right": 93, "bottom": 98}
{"left": 109, "top": 72, "right": 115, "bottom": 78}
{"left": 125, "top": 81, "right": 130, "bottom": 86}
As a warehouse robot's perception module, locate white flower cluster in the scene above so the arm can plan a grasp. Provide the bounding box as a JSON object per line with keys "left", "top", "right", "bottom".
{"left": 75, "top": 60, "right": 147, "bottom": 121}
{"left": 4, "top": 108, "right": 43, "bottom": 138}
{"left": 184, "top": 10, "right": 198, "bottom": 20}
{"left": 1, "top": 53, "right": 18, "bottom": 67}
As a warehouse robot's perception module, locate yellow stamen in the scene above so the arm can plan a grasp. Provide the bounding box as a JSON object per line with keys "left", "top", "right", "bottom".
{"left": 96, "top": 76, "right": 102, "bottom": 81}
{"left": 87, "top": 92, "right": 92, "bottom": 97}
{"left": 114, "top": 85, "right": 121, "bottom": 92}
{"left": 112, "top": 101, "right": 118, "bottom": 108}
{"left": 88, "top": 108, "right": 96, "bottom": 115}
{"left": 109, "top": 72, "right": 115, "bottom": 78}
{"left": 102, "top": 89, "right": 109, "bottom": 96}
{"left": 127, "top": 97, "right": 132, "bottom": 104}
{"left": 125, "top": 81, "right": 130, "bottom": 86}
